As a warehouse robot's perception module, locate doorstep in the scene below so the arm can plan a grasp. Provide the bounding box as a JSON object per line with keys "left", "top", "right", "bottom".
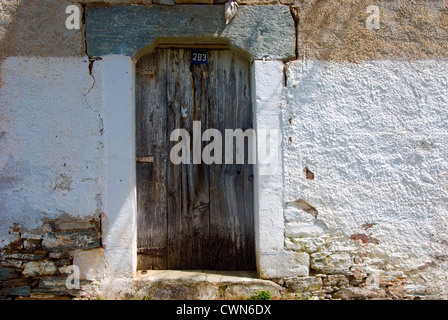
{"left": 98, "top": 270, "right": 282, "bottom": 300}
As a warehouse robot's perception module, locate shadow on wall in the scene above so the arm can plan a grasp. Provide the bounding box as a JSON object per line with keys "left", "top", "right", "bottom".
{"left": 296, "top": 0, "right": 448, "bottom": 62}
{"left": 0, "top": 0, "right": 84, "bottom": 61}
{"left": 0, "top": 0, "right": 85, "bottom": 88}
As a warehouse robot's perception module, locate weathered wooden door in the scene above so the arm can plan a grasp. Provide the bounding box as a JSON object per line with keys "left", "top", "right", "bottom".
{"left": 136, "top": 48, "right": 255, "bottom": 271}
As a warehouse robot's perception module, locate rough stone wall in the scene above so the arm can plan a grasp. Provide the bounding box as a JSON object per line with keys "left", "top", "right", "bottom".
{"left": 0, "top": 215, "right": 102, "bottom": 300}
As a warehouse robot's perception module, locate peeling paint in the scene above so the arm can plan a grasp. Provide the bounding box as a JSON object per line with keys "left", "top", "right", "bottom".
{"left": 350, "top": 233, "right": 379, "bottom": 246}
{"left": 0, "top": 56, "right": 104, "bottom": 246}
{"left": 287, "top": 199, "right": 318, "bottom": 218}
{"left": 52, "top": 174, "right": 73, "bottom": 192}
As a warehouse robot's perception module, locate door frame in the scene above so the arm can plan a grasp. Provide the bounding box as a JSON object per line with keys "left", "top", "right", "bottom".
{"left": 100, "top": 43, "right": 290, "bottom": 279}
{"left": 87, "top": 3, "right": 300, "bottom": 280}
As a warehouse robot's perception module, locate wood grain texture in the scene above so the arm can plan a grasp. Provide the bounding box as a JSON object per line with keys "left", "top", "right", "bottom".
{"left": 136, "top": 48, "right": 254, "bottom": 271}
{"left": 136, "top": 48, "right": 168, "bottom": 270}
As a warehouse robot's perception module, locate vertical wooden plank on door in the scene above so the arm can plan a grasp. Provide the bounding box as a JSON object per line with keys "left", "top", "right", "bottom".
{"left": 229, "top": 52, "right": 246, "bottom": 270}
{"left": 190, "top": 58, "right": 211, "bottom": 270}
{"left": 235, "top": 57, "right": 255, "bottom": 270}
{"left": 166, "top": 48, "right": 186, "bottom": 269}
{"left": 208, "top": 50, "right": 238, "bottom": 270}
{"left": 208, "top": 50, "right": 255, "bottom": 270}
{"left": 136, "top": 48, "right": 168, "bottom": 270}
{"left": 178, "top": 48, "right": 194, "bottom": 270}
{"left": 167, "top": 49, "right": 212, "bottom": 269}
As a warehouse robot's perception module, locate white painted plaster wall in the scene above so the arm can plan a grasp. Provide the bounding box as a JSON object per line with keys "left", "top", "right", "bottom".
{"left": 0, "top": 56, "right": 104, "bottom": 245}
{"left": 1, "top": 54, "right": 447, "bottom": 296}
{"left": 282, "top": 60, "right": 448, "bottom": 296}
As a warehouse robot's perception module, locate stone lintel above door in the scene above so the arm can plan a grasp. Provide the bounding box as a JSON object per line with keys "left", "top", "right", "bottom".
{"left": 85, "top": 4, "right": 296, "bottom": 61}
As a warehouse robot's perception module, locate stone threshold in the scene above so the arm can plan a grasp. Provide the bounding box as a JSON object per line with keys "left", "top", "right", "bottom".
{"left": 136, "top": 270, "right": 260, "bottom": 282}
{"left": 97, "top": 270, "right": 283, "bottom": 300}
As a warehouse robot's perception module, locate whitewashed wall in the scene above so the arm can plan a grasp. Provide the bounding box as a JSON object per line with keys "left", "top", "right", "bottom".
{"left": 1, "top": 0, "right": 447, "bottom": 300}
{"left": 281, "top": 59, "right": 448, "bottom": 298}
{"left": 1, "top": 56, "right": 448, "bottom": 299}
{"left": 0, "top": 56, "right": 104, "bottom": 245}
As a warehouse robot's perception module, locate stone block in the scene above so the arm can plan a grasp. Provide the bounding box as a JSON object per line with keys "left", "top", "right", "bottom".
{"left": 175, "top": 0, "right": 213, "bottom": 3}
{"left": 42, "top": 230, "right": 100, "bottom": 251}
{"left": 223, "top": 282, "right": 281, "bottom": 299}
{"left": 238, "top": 0, "right": 278, "bottom": 4}
{"left": 22, "top": 260, "right": 58, "bottom": 277}
{"left": 7, "top": 233, "right": 23, "bottom": 250}
{"left": 1, "top": 259, "right": 23, "bottom": 269}
{"left": 333, "top": 287, "right": 385, "bottom": 300}
{"left": 82, "top": 0, "right": 152, "bottom": 3}
{"left": 278, "top": 0, "right": 299, "bottom": 4}
{"left": 20, "top": 233, "right": 43, "bottom": 240}
{"left": 37, "top": 277, "right": 87, "bottom": 296}
{"left": 2, "top": 253, "right": 46, "bottom": 261}
{"left": 2, "top": 278, "right": 31, "bottom": 288}
{"left": 42, "top": 215, "right": 100, "bottom": 233}
{"left": 0, "top": 267, "right": 18, "bottom": 280}
{"left": 284, "top": 206, "right": 316, "bottom": 223}
{"left": 73, "top": 248, "right": 105, "bottom": 281}
{"left": 58, "top": 265, "right": 70, "bottom": 275}
{"left": 2, "top": 286, "right": 31, "bottom": 297}
{"left": 86, "top": 4, "right": 295, "bottom": 60}
{"left": 259, "top": 251, "right": 309, "bottom": 278}
{"left": 16, "top": 294, "right": 72, "bottom": 300}
{"left": 38, "top": 277, "right": 68, "bottom": 290}
{"left": 285, "top": 237, "right": 326, "bottom": 253}
{"left": 285, "top": 276, "right": 322, "bottom": 293}
{"left": 155, "top": 0, "right": 175, "bottom": 4}
{"left": 285, "top": 222, "right": 325, "bottom": 238}
{"left": 325, "top": 274, "right": 350, "bottom": 288}
{"left": 49, "top": 252, "right": 71, "bottom": 259}
{"left": 310, "top": 252, "right": 353, "bottom": 274}
{"left": 404, "top": 284, "right": 429, "bottom": 296}
{"left": 55, "top": 259, "right": 72, "bottom": 267}
{"left": 23, "top": 239, "right": 42, "bottom": 251}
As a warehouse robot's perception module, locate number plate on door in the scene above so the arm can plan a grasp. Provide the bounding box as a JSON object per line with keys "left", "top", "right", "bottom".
{"left": 191, "top": 51, "right": 208, "bottom": 64}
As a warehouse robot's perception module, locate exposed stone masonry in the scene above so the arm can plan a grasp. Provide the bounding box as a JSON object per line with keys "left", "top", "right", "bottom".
{"left": 0, "top": 216, "right": 101, "bottom": 300}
